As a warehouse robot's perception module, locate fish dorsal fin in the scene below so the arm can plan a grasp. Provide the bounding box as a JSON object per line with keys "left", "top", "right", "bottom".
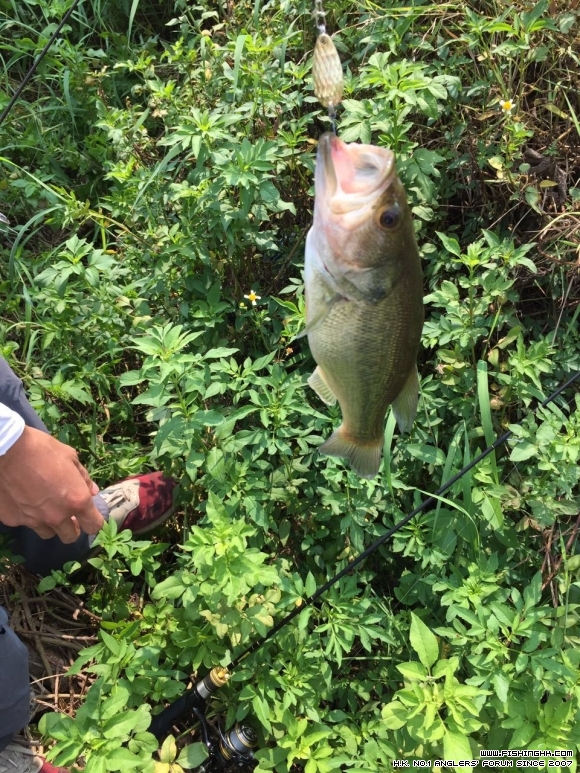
{"left": 392, "top": 366, "right": 419, "bottom": 433}
{"left": 308, "top": 366, "right": 337, "bottom": 406}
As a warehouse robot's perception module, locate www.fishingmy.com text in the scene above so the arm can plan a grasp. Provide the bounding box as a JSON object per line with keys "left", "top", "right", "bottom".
{"left": 391, "top": 750, "right": 574, "bottom": 768}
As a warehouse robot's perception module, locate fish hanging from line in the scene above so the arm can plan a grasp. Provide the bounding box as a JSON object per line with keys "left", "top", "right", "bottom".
{"left": 303, "top": 133, "right": 424, "bottom": 479}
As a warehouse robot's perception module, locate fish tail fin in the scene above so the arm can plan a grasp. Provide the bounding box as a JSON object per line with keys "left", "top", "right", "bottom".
{"left": 319, "top": 426, "right": 382, "bottom": 479}
{"left": 392, "top": 366, "right": 419, "bottom": 434}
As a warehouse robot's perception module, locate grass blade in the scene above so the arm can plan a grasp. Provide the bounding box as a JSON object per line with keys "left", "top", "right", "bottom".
{"left": 382, "top": 410, "right": 397, "bottom": 497}
{"left": 127, "top": 0, "right": 141, "bottom": 42}
{"left": 232, "top": 34, "right": 247, "bottom": 100}
{"left": 435, "top": 423, "right": 463, "bottom": 518}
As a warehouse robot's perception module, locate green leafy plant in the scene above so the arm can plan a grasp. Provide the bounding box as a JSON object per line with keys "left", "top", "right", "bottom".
{"left": 1, "top": 0, "right": 579, "bottom": 769}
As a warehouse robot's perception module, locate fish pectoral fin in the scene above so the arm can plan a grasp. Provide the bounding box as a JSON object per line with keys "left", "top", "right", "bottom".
{"left": 319, "top": 427, "right": 382, "bottom": 479}
{"left": 307, "top": 366, "right": 337, "bottom": 406}
{"left": 392, "top": 365, "right": 419, "bottom": 434}
{"left": 339, "top": 266, "right": 397, "bottom": 304}
{"left": 295, "top": 293, "right": 343, "bottom": 340}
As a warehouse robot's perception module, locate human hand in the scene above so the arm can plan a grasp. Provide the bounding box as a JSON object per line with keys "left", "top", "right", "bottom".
{"left": 0, "top": 426, "right": 105, "bottom": 543}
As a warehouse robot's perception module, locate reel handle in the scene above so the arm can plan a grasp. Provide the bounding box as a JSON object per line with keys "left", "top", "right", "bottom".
{"left": 149, "top": 691, "right": 192, "bottom": 739}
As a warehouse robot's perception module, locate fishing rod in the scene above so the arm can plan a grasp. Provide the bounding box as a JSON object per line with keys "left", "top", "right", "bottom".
{"left": 149, "top": 368, "right": 580, "bottom": 760}
{"left": 0, "top": 0, "right": 83, "bottom": 129}
{"left": 149, "top": 0, "right": 580, "bottom": 757}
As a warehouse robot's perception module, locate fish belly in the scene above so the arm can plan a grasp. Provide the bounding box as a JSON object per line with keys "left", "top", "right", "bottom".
{"left": 304, "top": 228, "right": 423, "bottom": 477}
{"left": 308, "top": 287, "right": 421, "bottom": 444}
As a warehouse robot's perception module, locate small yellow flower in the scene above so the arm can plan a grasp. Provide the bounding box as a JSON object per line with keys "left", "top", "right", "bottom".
{"left": 244, "top": 290, "right": 261, "bottom": 306}
{"left": 500, "top": 99, "right": 514, "bottom": 113}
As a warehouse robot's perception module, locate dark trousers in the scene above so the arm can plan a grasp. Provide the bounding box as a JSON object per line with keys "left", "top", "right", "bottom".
{"left": 0, "top": 359, "right": 103, "bottom": 747}
{"left": 0, "top": 359, "right": 93, "bottom": 575}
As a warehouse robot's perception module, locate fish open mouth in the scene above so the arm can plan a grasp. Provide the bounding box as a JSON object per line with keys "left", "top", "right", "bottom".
{"left": 316, "top": 132, "right": 396, "bottom": 211}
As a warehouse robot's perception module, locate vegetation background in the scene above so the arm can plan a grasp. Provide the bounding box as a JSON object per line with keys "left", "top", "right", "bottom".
{"left": 1, "top": 0, "right": 580, "bottom": 769}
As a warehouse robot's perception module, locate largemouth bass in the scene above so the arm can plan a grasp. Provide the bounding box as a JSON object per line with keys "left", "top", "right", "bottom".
{"left": 304, "top": 133, "right": 423, "bottom": 479}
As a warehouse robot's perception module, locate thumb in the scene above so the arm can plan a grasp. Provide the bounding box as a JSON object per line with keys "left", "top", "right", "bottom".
{"left": 75, "top": 496, "right": 105, "bottom": 536}
{"left": 72, "top": 460, "right": 105, "bottom": 535}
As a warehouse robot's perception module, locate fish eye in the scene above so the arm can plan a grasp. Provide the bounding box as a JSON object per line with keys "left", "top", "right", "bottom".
{"left": 378, "top": 205, "right": 400, "bottom": 230}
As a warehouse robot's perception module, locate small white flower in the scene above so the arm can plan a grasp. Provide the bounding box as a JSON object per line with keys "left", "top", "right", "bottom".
{"left": 500, "top": 99, "right": 515, "bottom": 114}
{"left": 244, "top": 290, "right": 261, "bottom": 306}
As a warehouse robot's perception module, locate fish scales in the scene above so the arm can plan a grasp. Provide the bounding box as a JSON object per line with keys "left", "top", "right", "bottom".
{"left": 309, "top": 274, "right": 422, "bottom": 442}
{"left": 304, "top": 133, "right": 423, "bottom": 478}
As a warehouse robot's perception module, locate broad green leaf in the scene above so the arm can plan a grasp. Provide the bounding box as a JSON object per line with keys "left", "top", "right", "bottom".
{"left": 119, "top": 370, "right": 145, "bottom": 386}
{"left": 194, "top": 409, "right": 224, "bottom": 426}
{"left": 559, "top": 11, "right": 577, "bottom": 33}
{"left": 509, "top": 441, "right": 538, "bottom": 462}
{"left": 204, "top": 347, "right": 239, "bottom": 359}
{"left": 305, "top": 571, "right": 316, "bottom": 597}
{"left": 100, "top": 629, "right": 121, "bottom": 656}
{"left": 105, "top": 748, "right": 144, "bottom": 770}
{"left": 252, "top": 693, "right": 272, "bottom": 733}
{"left": 302, "top": 728, "right": 332, "bottom": 747}
{"left": 566, "top": 554, "right": 580, "bottom": 573}
{"left": 523, "top": 571, "right": 542, "bottom": 608}
{"left": 38, "top": 712, "right": 76, "bottom": 741}
{"left": 406, "top": 443, "right": 446, "bottom": 466}
{"left": 490, "top": 602, "right": 513, "bottom": 627}
{"left": 76, "top": 679, "right": 104, "bottom": 734}
{"left": 432, "top": 657, "right": 460, "bottom": 679}
{"left": 381, "top": 701, "right": 407, "bottom": 730}
{"left": 481, "top": 495, "right": 504, "bottom": 530}
{"left": 509, "top": 721, "right": 535, "bottom": 747}
{"left": 493, "top": 672, "right": 510, "bottom": 703}
{"left": 177, "top": 743, "right": 209, "bottom": 769}
{"left": 409, "top": 612, "right": 439, "bottom": 669}
{"left": 38, "top": 575, "right": 57, "bottom": 592}
{"left": 436, "top": 231, "right": 461, "bottom": 257}
{"left": 396, "top": 661, "right": 428, "bottom": 680}
{"left": 86, "top": 756, "right": 108, "bottom": 773}
{"left": 102, "top": 711, "right": 142, "bottom": 739}
{"left": 101, "top": 685, "right": 131, "bottom": 720}
{"left": 443, "top": 728, "right": 472, "bottom": 760}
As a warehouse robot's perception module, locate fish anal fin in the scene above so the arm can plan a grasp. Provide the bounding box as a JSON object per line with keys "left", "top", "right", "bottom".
{"left": 308, "top": 366, "right": 337, "bottom": 406}
{"left": 319, "top": 426, "right": 382, "bottom": 479}
{"left": 392, "top": 366, "right": 419, "bottom": 434}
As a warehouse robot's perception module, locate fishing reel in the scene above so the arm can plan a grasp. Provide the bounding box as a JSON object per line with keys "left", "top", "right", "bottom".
{"left": 149, "top": 668, "right": 258, "bottom": 771}
{"left": 192, "top": 706, "right": 258, "bottom": 772}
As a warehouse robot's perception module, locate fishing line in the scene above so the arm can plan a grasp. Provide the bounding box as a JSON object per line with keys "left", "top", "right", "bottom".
{"left": 312, "top": 0, "right": 328, "bottom": 34}
{"left": 0, "top": 0, "right": 83, "bottom": 129}
{"left": 311, "top": 0, "right": 343, "bottom": 133}
{"left": 150, "top": 368, "right": 580, "bottom": 739}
